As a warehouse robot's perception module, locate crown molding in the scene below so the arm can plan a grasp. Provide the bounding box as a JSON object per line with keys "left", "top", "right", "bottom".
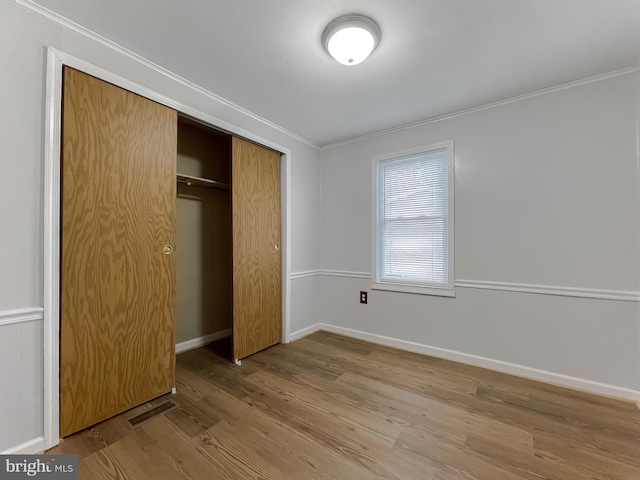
{"left": 13, "top": 1, "right": 640, "bottom": 157}
{"left": 321, "top": 65, "right": 640, "bottom": 150}
{"left": 14, "top": 0, "right": 320, "bottom": 151}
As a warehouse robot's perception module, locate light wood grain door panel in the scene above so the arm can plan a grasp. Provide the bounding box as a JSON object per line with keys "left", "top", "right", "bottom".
{"left": 60, "top": 67, "right": 177, "bottom": 437}
{"left": 232, "top": 137, "right": 281, "bottom": 360}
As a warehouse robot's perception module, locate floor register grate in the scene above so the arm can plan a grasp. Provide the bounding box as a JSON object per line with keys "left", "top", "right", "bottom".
{"left": 127, "top": 400, "right": 177, "bottom": 428}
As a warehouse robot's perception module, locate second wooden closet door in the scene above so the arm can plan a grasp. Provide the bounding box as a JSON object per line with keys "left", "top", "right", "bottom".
{"left": 232, "top": 138, "right": 282, "bottom": 360}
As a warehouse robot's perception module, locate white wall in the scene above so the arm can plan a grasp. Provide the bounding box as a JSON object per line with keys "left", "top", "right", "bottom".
{"left": 0, "top": 317, "right": 43, "bottom": 453}
{"left": 0, "top": 0, "right": 321, "bottom": 453}
{"left": 320, "top": 72, "right": 640, "bottom": 395}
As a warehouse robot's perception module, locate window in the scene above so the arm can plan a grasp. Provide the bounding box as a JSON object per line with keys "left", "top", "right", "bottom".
{"left": 372, "top": 142, "right": 454, "bottom": 296}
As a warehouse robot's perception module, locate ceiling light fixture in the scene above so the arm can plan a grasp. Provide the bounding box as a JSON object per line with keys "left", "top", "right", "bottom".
{"left": 322, "top": 14, "right": 381, "bottom": 66}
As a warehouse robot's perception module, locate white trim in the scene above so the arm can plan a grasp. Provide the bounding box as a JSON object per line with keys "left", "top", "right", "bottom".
{"left": 299, "top": 323, "right": 640, "bottom": 405}
{"left": 371, "top": 282, "right": 456, "bottom": 297}
{"left": 321, "top": 66, "right": 640, "bottom": 150}
{"left": 14, "top": 0, "right": 320, "bottom": 151}
{"left": 43, "top": 48, "right": 293, "bottom": 451}
{"left": 320, "top": 270, "right": 372, "bottom": 279}
{"left": 371, "top": 141, "right": 455, "bottom": 296}
{"left": 0, "top": 308, "right": 44, "bottom": 327}
{"left": 455, "top": 279, "right": 640, "bottom": 302}
{"left": 43, "top": 48, "right": 62, "bottom": 452}
{"left": 290, "top": 270, "right": 322, "bottom": 279}
{"left": 2, "top": 436, "right": 46, "bottom": 455}
{"left": 282, "top": 152, "right": 292, "bottom": 344}
{"left": 317, "top": 271, "right": 640, "bottom": 302}
{"left": 49, "top": 49, "right": 290, "bottom": 158}
{"left": 175, "top": 329, "right": 232, "bottom": 354}
{"left": 289, "top": 323, "right": 322, "bottom": 342}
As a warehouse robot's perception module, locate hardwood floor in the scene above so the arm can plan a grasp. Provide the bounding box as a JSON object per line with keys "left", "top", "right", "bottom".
{"left": 48, "top": 331, "right": 640, "bottom": 479}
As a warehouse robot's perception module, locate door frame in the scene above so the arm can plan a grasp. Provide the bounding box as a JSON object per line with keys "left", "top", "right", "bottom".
{"left": 43, "top": 47, "right": 292, "bottom": 450}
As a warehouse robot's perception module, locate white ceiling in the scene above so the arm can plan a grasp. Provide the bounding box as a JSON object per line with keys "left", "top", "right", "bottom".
{"left": 31, "top": 0, "right": 640, "bottom": 147}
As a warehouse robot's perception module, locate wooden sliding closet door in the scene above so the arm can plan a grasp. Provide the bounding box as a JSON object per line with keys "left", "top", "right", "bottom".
{"left": 232, "top": 137, "right": 282, "bottom": 360}
{"left": 60, "top": 67, "right": 177, "bottom": 437}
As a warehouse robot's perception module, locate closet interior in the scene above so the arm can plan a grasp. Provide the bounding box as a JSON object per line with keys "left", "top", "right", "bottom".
{"left": 176, "top": 118, "right": 233, "bottom": 355}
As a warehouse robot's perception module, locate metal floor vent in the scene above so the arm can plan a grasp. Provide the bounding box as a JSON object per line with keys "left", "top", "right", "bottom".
{"left": 127, "top": 400, "right": 177, "bottom": 428}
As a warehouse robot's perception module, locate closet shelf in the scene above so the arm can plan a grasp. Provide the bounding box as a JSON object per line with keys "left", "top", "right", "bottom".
{"left": 177, "top": 173, "right": 230, "bottom": 190}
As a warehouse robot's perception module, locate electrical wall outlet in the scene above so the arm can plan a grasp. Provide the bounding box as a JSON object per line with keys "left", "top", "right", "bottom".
{"left": 360, "top": 291, "right": 368, "bottom": 304}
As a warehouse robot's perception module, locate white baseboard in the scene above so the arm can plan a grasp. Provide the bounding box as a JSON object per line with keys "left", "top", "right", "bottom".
{"left": 296, "top": 323, "right": 640, "bottom": 405}
{"left": 2, "top": 436, "right": 46, "bottom": 455}
{"left": 175, "top": 329, "right": 232, "bottom": 354}
{"left": 289, "top": 324, "right": 322, "bottom": 342}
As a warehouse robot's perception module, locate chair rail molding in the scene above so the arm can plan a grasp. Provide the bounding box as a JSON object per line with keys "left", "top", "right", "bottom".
{"left": 0, "top": 307, "right": 44, "bottom": 327}
{"left": 454, "top": 279, "right": 640, "bottom": 302}
{"left": 312, "top": 270, "right": 640, "bottom": 302}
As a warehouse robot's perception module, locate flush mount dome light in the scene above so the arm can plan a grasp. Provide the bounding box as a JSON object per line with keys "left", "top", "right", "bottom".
{"left": 322, "top": 14, "right": 381, "bottom": 66}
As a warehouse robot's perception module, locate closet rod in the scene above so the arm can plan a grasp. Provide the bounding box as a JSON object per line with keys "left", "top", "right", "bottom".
{"left": 177, "top": 173, "right": 230, "bottom": 190}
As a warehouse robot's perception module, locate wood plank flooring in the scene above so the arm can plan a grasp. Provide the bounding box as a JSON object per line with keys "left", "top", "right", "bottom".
{"left": 48, "top": 331, "right": 640, "bottom": 479}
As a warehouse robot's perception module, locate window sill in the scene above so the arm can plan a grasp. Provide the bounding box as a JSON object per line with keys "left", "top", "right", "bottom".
{"left": 371, "top": 281, "right": 456, "bottom": 297}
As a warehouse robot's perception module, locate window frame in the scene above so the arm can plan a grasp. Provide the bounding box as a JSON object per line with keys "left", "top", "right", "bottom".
{"left": 371, "top": 141, "right": 455, "bottom": 297}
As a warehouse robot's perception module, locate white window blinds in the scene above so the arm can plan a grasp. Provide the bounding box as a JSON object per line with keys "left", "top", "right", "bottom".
{"left": 375, "top": 147, "right": 451, "bottom": 289}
